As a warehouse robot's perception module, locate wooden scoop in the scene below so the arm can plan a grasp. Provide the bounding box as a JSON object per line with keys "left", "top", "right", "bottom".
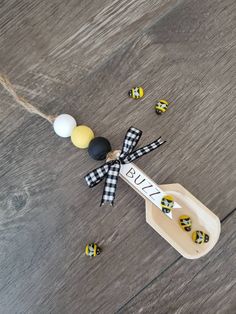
{"left": 119, "top": 162, "right": 221, "bottom": 259}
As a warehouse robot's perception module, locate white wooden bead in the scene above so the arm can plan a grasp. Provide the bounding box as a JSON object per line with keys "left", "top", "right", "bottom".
{"left": 53, "top": 114, "right": 77, "bottom": 138}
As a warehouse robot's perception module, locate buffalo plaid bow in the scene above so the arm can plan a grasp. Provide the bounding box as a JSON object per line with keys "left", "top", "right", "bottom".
{"left": 85, "top": 127, "right": 165, "bottom": 206}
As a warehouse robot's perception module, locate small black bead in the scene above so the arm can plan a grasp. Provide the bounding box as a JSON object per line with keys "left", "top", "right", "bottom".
{"left": 88, "top": 137, "right": 112, "bottom": 161}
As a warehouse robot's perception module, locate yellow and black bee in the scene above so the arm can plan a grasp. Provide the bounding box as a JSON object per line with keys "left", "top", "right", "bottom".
{"left": 192, "top": 231, "right": 209, "bottom": 244}
{"left": 128, "top": 87, "right": 144, "bottom": 99}
{"left": 85, "top": 243, "right": 101, "bottom": 257}
{"left": 155, "top": 99, "right": 169, "bottom": 114}
{"left": 161, "top": 195, "right": 174, "bottom": 214}
{"left": 179, "top": 215, "right": 192, "bottom": 232}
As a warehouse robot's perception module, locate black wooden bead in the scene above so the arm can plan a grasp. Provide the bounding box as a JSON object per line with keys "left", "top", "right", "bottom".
{"left": 88, "top": 137, "right": 111, "bottom": 160}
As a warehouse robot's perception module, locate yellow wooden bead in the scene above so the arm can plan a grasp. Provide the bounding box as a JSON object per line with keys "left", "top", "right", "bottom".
{"left": 71, "top": 125, "right": 94, "bottom": 149}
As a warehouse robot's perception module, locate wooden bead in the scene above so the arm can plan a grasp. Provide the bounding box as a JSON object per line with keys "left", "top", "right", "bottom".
{"left": 53, "top": 114, "right": 77, "bottom": 137}
{"left": 85, "top": 243, "right": 101, "bottom": 257}
{"left": 192, "top": 231, "right": 209, "bottom": 244}
{"left": 71, "top": 125, "right": 94, "bottom": 149}
{"left": 179, "top": 215, "right": 192, "bottom": 232}
{"left": 88, "top": 137, "right": 111, "bottom": 160}
{"left": 128, "top": 87, "right": 144, "bottom": 99}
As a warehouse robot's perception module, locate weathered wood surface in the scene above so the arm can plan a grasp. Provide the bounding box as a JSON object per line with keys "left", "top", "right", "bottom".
{"left": 0, "top": 0, "right": 235, "bottom": 313}
{"left": 0, "top": 0, "right": 180, "bottom": 81}
{"left": 119, "top": 210, "right": 236, "bottom": 314}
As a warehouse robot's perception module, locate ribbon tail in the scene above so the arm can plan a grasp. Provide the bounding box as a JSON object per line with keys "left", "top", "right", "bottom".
{"left": 119, "top": 126, "right": 142, "bottom": 158}
{"left": 84, "top": 163, "right": 110, "bottom": 188}
{"left": 122, "top": 137, "right": 166, "bottom": 163}
{"left": 100, "top": 161, "right": 121, "bottom": 206}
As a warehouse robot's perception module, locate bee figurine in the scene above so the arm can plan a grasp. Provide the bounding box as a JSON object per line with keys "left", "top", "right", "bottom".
{"left": 128, "top": 87, "right": 144, "bottom": 99}
{"left": 179, "top": 215, "right": 192, "bottom": 232}
{"left": 161, "top": 195, "right": 174, "bottom": 214}
{"left": 192, "top": 231, "right": 209, "bottom": 244}
{"left": 85, "top": 243, "right": 101, "bottom": 257}
{"left": 155, "top": 99, "right": 169, "bottom": 114}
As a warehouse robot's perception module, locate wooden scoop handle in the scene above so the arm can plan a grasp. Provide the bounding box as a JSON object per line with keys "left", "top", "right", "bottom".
{"left": 119, "top": 162, "right": 181, "bottom": 219}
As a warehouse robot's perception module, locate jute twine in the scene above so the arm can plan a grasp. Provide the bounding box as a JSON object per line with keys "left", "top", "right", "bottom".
{"left": 0, "top": 74, "right": 55, "bottom": 124}
{"left": 106, "top": 150, "right": 121, "bottom": 161}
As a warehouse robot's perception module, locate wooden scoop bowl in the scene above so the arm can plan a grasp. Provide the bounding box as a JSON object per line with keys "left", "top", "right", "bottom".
{"left": 119, "top": 162, "right": 221, "bottom": 259}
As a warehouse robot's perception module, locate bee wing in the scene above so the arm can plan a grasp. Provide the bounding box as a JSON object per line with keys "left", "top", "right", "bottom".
{"left": 197, "top": 231, "right": 203, "bottom": 240}
{"left": 163, "top": 199, "right": 169, "bottom": 206}
{"left": 133, "top": 88, "right": 139, "bottom": 97}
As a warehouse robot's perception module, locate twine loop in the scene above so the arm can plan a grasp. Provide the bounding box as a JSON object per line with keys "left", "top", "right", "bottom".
{"left": 0, "top": 74, "right": 55, "bottom": 124}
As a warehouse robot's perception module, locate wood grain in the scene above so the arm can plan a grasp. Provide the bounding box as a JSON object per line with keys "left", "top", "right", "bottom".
{"left": 118, "top": 210, "right": 236, "bottom": 314}
{"left": 0, "top": 0, "right": 235, "bottom": 313}
{"left": 0, "top": 0, "right": 180, "bottom": 81}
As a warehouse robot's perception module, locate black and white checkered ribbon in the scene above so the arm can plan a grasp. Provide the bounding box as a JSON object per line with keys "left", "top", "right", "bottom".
{"left": 85, "top": 127, "right": 165, "bottom": 206}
